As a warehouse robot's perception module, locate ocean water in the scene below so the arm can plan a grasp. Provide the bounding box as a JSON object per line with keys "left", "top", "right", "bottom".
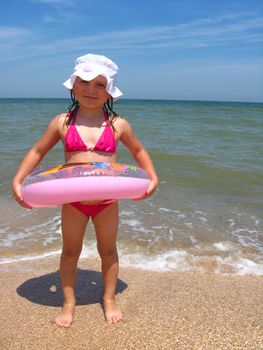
{"left": 1, "top": 98, "right": 262, "bottom": 275}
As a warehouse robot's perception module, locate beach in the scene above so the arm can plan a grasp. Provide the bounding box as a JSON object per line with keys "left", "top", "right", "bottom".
{"left": 1, "top": 98, "right": 263, "bottom": 349}
{"left": 1, "top": 256, "right": 262, "bottom": 350}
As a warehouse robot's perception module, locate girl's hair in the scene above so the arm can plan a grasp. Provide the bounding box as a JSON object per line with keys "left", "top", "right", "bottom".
{"left": 64, "top": 91, "right": 118, "bottom": 132}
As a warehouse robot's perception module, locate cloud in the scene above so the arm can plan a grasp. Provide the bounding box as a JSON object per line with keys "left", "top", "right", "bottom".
{"left": 0, "top": 27, "right": 33, "bottom": 59}
{"left": 0, "top": 11, "right": 262, "bottom": 64}
{"left": 41, "top": 12, "right": 263, "bottom": 56}
{"left": 31, "top": 0, "right": 75, "bottom": 5}
{"left": 0, "top": 27, "right": 32, "bottom": 40}
{"left": 62, "top": 12, "right": 263, "bottom": 50}
{"left": 31, "top": 0, "right": 78, "bottom": 23}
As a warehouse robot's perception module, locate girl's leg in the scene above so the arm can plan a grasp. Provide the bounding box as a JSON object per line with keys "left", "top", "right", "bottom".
{"left": 55, "top": 204, "right": 89, "bottom": 327}
{"left": 92, "top": 201, "right": 123, "bottom": 324}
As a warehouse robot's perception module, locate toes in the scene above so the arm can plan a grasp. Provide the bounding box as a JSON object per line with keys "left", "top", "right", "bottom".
{"left": 64, "top": 320, "right": 72, "bottom": 328}
{"left": 106, "top": 311, "right": 123, "bottom": 324}
{"left": 55, "top": 313, "right": 73, "bottom": 328}
{"left": 103, "top": 299, "right": 123, "bottom": 324}
{"left": 107, "top": 317, "right": 113, "bottom": 324}
{"left": 116, "top": 313, "right": 123, "bottom": 323}
{"left": 55, "top": 317, "right": 72, "bottom": 328}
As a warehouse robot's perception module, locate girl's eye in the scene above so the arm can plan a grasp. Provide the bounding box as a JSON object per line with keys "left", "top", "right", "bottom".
{"left": 79, "top": 79, "right": 106, "bottom": 88}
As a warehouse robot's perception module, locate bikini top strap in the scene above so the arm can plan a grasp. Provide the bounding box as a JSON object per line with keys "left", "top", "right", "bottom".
{"left": 70, "top": 107, "right": 78, "bottom": 125}
{"left": 104, "top": 110, "right": 111, "bottom": 126}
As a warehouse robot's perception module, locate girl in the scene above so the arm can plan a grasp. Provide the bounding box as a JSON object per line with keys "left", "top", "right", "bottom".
{"left": 12, "top": 53, "right": 158, "bottom": 327}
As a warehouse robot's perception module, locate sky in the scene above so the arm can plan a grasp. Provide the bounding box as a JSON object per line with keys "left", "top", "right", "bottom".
{"left": 1, "top": 0, "right": 263, "bottom": 102}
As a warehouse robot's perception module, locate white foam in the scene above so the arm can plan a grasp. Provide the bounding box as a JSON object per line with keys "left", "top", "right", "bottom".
{"left": 79, "top": 241, "right": 99, "bottom": 259}
{"left": 212, "top": 241, "right": 237, "bottom": 252}
{"left": 231, "top": 228, "right": 263, "bottom": 253}
{"left": 43, "top": 235, "right": 59, "bottom": 246}
{"left": 119, "top": 250, "right": 190, "bottom": 272}
{"left": 3, "top": 231, "right": 34, "bottom": 248}
{"left": 119, "top": 210, "right": 134, "bottom": 217}
{"left": 227, "top": 218, "right": 236, "bottom": 227}
{"left": 235, "top": 258, "right": 263, "bottom": 275}
{"left": 177, "top": 213, "right": 187, "bottom": 219}
{"left": 251, "top": 216, "right": 260, "bottom": 226}
{"left": 0, "top": 226, "right": 10, "bottom": 234}
{"left": 0, "top": 241, "right": 98, "bottom": 265}
{"left": 168, "top": 229, "right": 174, "bottom": 241}
{"left": 0, "top": 249, "right": 61, "bottom": 264}
{"left": 215, "top": 256, "right": 263, "bottom": 275}
{"left": 122, "top": 219, "right": 141, "bottom": 228}
{"left": 189, "top": 235, "right": 198, "bottom": 244}
{"left": 121, "top": 218, "right": 154, "bottom": 234}
{"left": 0, "top": 214, "right": 62, "bottom": 249}
{"left": 1, "top": 205, "right": 262, "bottom": 277}
{"left": 116, "top": 240, "right": 263, "bottom": 275}
{"left": 159, "top": 207, "right": 172, "bottom": 212}
{"left": 199, "top": 217, "right": 208, "bottom": 223}
{"left": 1, "top": 243, "right": 262, "bottom": 276}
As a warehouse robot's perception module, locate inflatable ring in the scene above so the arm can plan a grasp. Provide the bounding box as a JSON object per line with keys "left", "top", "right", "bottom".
{"left": 21, "top": 162, "right": 150, "bottom": 208}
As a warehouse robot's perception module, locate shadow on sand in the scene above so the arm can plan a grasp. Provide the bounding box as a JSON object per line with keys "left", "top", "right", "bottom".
{"left": 16, "top": 268, "right": 127, "bottom": 307}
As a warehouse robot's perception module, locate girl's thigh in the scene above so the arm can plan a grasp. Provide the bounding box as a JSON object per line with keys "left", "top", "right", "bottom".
{"left": 92, "top": 201, "right": 119, "bottom": 252}
{"left": 61, "top": 204, "right": 89, "bottom": 254}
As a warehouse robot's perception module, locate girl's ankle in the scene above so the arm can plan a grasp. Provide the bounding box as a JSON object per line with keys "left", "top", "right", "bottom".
{"left": 63, "top": 300, "right": 76, "bottom": 307}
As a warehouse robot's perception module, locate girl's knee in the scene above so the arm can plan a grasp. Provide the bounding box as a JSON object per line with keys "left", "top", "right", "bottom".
{"left": 61, "top": 247, "right": 82, "bottom": 261}
{"left": 97, "top": 245, "right": 118, "bottom": 259}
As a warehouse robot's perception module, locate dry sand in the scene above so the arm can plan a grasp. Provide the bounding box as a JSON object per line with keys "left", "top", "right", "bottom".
{"left": 0, "top": 256, "right": 262, "bottom": 350}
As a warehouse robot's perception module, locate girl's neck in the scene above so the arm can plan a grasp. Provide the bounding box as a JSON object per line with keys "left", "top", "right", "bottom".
{"left": 77, "top": 105, "right": 105, "bottom": 120}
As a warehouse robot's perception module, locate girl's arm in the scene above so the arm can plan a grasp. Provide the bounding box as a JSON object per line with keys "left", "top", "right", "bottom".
{"left": 12, "top": 116, "right": 61, "bottom": 208}
{"left": 118, "top": 118, "right": 158, "bottom": 199}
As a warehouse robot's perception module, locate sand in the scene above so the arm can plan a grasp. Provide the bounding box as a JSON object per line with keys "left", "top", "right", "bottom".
{"left": 0, "top": 256, "right": 262, "bottom": 350}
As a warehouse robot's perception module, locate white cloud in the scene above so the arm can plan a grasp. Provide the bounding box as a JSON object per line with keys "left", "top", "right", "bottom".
{"left": 31, "top": 0, "right": 75, "bottom": 5}
{"left": 0, "top": 12, "right": 262, "bottom": 64}
{"left": 0, "top": 27, "right": 32, "bottom": 40}
{"left": 31, "top": 0, "right": 79, "bottom": 23}
{"left": 62, "top": 11, "right": 263, "bottom": 51}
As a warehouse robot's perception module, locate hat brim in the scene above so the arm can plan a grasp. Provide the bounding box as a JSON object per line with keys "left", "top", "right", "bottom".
{"left": 63, "top": 72, "right": 123, "bottom": 99}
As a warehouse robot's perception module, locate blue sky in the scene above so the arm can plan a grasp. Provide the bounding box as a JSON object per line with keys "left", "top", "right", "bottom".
{"left": 1, "top": 0, "right": 263, "bottom": 102}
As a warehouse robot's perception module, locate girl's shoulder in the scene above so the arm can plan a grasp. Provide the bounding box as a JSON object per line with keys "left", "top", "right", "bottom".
{"left": 112, "top": 115, "right": 133, "bottom": 137}
{"left": 53, "top": 112, "right": 69, "bottom": 128}
{"left": 55, "top": 112, "right": 68, "bottom": 122}
{"left": 44, "top": 113, "right": 68, "bottom": 136}
{"left": 113, "top": 115, "right": 130, "bottom": 128}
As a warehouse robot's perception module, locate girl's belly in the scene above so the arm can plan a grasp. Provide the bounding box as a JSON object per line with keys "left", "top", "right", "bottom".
{"left": 64, "top": 151, "right": 116, "bottom": 164}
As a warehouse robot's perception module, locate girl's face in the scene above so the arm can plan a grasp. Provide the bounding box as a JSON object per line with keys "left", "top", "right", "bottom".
{"left": 73, "top": 76, "right": 110, "bottom": 109}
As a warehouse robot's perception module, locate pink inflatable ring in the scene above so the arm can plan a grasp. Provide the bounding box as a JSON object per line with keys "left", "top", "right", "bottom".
{"left": 21, "top": 162, "right": 150, "bottom": 208}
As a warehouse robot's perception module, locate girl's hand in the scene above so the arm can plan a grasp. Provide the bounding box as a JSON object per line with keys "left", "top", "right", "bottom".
{"left": 133, "top": 178, "right": 158, "bottom": 201}
{"left": 12, "top": 182, "right": 32, "bottom": 209}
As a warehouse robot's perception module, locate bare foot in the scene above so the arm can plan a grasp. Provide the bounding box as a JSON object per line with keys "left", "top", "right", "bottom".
{"left": 103, "top": 299, "right": 123, "bottom": 324}
{"left": 55, "top": 303, "right": 75, "bottom": 328}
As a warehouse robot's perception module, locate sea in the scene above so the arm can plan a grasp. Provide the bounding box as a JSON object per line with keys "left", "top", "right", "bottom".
{"left": 1, "top": 98, "right": 262, "bottom": 275}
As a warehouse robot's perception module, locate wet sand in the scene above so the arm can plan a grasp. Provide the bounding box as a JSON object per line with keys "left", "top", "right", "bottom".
{"left": 0, "top": 256, "right": 262, "bottom": 349}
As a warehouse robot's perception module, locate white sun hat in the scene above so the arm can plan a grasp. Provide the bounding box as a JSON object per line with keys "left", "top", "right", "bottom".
{"left": 63, "top": 53, "right": 123, "bottom": 99}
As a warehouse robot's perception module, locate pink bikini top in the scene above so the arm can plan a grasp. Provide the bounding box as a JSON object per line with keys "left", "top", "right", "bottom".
{"left": 64, "top": 108, "right": 116, "bottom": 153}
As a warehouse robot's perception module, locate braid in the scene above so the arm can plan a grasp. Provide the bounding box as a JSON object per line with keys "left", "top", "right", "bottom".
{"left": 65, "top": 91, "right": 79, "bottom": 127}
{"left": 103, "top": 97, "right": 118, "bottom": 133}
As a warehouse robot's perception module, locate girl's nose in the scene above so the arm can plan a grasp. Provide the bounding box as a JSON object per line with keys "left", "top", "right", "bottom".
{"left": 85, "top": 83, "right": 96, "bottom": 95}
{"left": 84, "top": 82, "right": 93, "bottom": 91}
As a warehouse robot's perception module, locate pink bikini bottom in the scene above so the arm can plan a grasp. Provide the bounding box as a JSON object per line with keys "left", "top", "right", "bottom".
{"left": 70, "top": 200, "right": 115, "bottom": 217}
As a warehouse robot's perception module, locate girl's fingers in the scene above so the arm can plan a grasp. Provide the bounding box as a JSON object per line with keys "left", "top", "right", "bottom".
{"left": 133, "top": 183, "right": 157, "bottom": 201}
{"left": 13, "top": 192, "right": 32, "bottom": 209}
